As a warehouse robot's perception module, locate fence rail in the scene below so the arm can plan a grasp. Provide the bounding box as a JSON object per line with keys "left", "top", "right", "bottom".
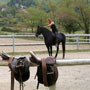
{"left": 56, "top": 59, "right": 90, "bottom": 66}
{"left": 0, "top": 34, "right": 90, "bottom": 53}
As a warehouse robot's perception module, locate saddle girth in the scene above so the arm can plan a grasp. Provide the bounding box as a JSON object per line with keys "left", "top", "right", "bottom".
{"left": 42, "top": 58, "right": 48, "bottom": 86}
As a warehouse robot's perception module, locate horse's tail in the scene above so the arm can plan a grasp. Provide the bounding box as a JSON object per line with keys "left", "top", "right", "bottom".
{"left": 61, "top": 33, "right": 66, "bottom": 59}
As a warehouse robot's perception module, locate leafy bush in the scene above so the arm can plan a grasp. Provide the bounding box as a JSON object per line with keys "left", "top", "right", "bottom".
{"left": 1, "top": 27, "right": 20, "bottom": 33}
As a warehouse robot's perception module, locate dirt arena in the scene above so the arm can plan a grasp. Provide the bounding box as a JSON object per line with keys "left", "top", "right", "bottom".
{"left": 0, "top": 38, "right": 90, "bottom": 90}
{"left": 0, "top": 52, "right": 90, "bottom": 90}
{"left": 0, "top": 64, "right": 90, "bottom": 90}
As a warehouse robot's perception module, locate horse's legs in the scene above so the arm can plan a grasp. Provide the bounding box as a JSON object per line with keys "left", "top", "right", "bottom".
{"left": 50, "top": 46, "right": 52, "bottom": 56}
{"left": 55, "top": 45, "right": 59, "bottom": 58}
{"left": 47, "top": 46, "right": 50, "bottom": 56}
{"left": 62, "top": 40, "right": 65, "bottom": 59}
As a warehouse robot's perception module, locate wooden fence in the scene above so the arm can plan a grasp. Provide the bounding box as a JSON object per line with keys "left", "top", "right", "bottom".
{"left": 0, "top": 34, "right": 90, "bottom": 52}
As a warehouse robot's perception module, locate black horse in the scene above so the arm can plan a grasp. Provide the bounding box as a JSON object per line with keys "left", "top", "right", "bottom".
{"left": 36, "top": 26, "right": 66, "bottom": 59}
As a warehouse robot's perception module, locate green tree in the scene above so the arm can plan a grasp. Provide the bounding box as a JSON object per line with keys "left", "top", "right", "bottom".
{"left": 16, "top": 7, "right": 48, "bottom": 32}
{"left": 1, "top": 6, "right": 16, "bottom": 17}
{"left": 56, "top": 8, "right": 79, "bottom": 33}
{"left": 48, "top": 0, "right": 59, "bottom": 22}
{"left": 55, "top": 0, "right": 79, "bottom": 33}
{"left": 73, "top": 0, "right": 90, "bottom": 34}
{"left": 27, "top": 7, "right": 48, "bottom": 32}
{"left": 56, "top": 0, "right": 90, "bottom": 34}
{"left": 8, "top": 0, "right": 36, "bottom": 7}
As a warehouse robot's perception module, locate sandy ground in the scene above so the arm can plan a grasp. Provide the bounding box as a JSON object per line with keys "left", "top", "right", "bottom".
{"left": 0, "top": 65, "right": 90, "bottom": 90}
{"left": 30, "top": 51, "right": 90, "bottom": 59}
{"left": 0, "top": 52, "right": 90, "bottom": 90}
{"left": 0, "top": 38, "right": 90, "bottom": 90}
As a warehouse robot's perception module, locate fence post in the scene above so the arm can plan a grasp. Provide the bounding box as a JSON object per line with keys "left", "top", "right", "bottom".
{"left": 49, "top": 84, "right": 56, "bottom": 90}
{"left": 76, "top": 36, "right": 79, "bottom": 50}
{"left": 12, "top": 34, "right": 15, "bottom": 54}
{"left": 89, "top": 37, "right": 90, "bottom": 42}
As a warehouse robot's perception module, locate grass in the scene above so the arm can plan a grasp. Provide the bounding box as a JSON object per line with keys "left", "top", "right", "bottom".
{"left": 7, "top": 49, "right": 90, "bottom": 56}
{"left": 20, "top": 37, "right": 43, "bottom": 41}
{"left": 0, "top": 49, "right": 90, "bottom": 66}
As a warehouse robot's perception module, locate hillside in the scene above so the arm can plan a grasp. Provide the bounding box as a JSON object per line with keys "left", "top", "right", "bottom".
{"left": 0, "top": 0, "right": 10, "bottom": 4}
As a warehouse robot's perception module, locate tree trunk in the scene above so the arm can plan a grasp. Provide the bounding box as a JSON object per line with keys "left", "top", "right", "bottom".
{"left": 84, "top": 25, "right": 89, "bottom": 41}
{"left": 85, "top": 27, "right": 89, "bottom": 34}
{"left": 31, "top": 27, "right": 33, "bottom": 33}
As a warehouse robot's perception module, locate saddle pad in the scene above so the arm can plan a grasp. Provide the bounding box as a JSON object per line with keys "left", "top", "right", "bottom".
{"left": 45, "top": 56, "right": 56, "bottom": 65}
{"left": 57, "top": 34, "right": 62, "bottom": 42}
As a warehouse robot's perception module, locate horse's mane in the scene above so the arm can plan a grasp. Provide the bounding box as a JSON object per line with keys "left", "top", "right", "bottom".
{"left": 40, "top": 26, "right": 51, "bottom": 34}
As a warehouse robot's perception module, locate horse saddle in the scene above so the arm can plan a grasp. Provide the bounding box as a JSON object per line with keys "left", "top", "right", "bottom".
{"left": 10, "top": 56, "right": 30, "bottom": 82}
{"left": 1, "top": 51, "right": 30, "bottom": 83}
{"left": 57, "top": 33, "right": 62, "bottom": 42}
{"left": 29, "top": 51, "right": 58, "bottom": 89}
{"left": 29, "top": 51, "right": 55, "bottom": 65}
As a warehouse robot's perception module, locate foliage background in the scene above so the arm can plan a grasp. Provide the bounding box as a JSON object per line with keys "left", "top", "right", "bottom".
{"left": 0, "top": 0, "right": 90, "bottom": 34}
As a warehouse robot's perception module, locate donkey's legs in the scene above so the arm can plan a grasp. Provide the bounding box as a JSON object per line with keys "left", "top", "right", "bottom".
{"left": 55, "top": 45, "right": 59, "bottom": 58}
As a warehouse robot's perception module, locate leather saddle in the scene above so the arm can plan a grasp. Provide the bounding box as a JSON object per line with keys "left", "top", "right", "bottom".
{"left": 11, "top": 56, "right": 30, "bottom": 82}
{"left": 29, "top": 51, "right": 58, "bottom": 89}
{"left": 29, "top": 51, "right": 56, "bottom": 65}
{"left": 57, "top": 33, "right": 62, "bottom": 42}
{"left": 1, "top": 51, "right": 30, "bottom": 83}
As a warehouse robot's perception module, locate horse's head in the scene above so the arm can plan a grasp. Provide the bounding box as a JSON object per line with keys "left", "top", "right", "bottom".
{"left": 36, "top": 26, "right": 42, "bottom": 37}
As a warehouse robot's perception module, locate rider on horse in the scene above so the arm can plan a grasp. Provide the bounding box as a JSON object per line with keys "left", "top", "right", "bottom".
{"left": 44, "top": 18, "right": 58, "bottom": 44}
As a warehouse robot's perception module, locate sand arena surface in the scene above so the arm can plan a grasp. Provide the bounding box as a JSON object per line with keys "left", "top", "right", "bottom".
{"left": 0, "top": 52, "right": 90, "bottom": 90}
{"left": 0, "top": 65, "right": 90, "bottom": 90}
{"left": 0, "top": 38, "right": 90, "bottom": 90}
